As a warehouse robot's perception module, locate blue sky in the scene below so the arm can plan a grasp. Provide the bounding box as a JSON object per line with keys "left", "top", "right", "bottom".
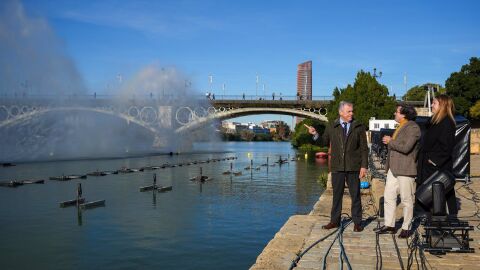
{"left": 9, "top": 0, "right": 480, "bottom": 123}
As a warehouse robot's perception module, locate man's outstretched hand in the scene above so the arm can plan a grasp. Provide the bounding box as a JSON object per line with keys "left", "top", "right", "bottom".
{"left": 304, "top": 124, "right": 317, "bottom": 136}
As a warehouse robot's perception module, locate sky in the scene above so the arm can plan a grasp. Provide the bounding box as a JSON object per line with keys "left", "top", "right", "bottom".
{"left": 3, "top": 0, "right": 480, "bottom": 124}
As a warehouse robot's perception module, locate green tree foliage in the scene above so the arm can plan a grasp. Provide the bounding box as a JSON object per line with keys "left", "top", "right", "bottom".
{"left": 272, "top": 121, "right": 291, "bottom": 141}
{"left": 239, "top": 130, "right": 255, "bottom": 141}
{"left": 470, "top": 100, "right": 480, "bottom": 120}
{"left": 254, "top": 133, "right": 273, "bottom": 141}
{"left": 402, "top": 83, "right": 446, "bottom": 101}
{"left": 445, "top": 57, "right": 480, "bottom": 117}
{"left": 328, "top": 71, "right": 396, "bottom": 127}
{"left": 291, "top": 118, "right": 326, "bottom": 148}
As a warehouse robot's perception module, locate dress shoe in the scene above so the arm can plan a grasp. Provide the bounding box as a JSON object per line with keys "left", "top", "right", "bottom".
{"left": 373, "top": 225, "right": 386, "bottom": 232}
{"left": 376, "top": 226, "right": 396, "bottom": 234}
{"left": 398, "top": 229, "right": 413, "bottom": 239}
{"left": 353, "top": 224, "right": 363, "bottom": 232}
{"left": 322, "top": 222, "right": 339, "bottom": 230}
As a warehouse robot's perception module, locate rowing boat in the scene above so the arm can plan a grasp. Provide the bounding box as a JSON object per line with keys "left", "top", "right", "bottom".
{"left": 59, "top": 198, "right": 86, "bottom": 207}
{"left": 80, "top": 200, "right": 105, "bottom": 209}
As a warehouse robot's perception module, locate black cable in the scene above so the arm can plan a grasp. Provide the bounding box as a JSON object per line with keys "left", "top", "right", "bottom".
{"left": 391, "top": 234, "right": 405, "bottom": 270}
{"left": 363, "top": 175, "right": 382, "bottom": 270}
{"left": 321, "top": 218, "right": 352, "bottom": 270}
{"left": 288, "top": 227, "right": 339, "bottom": 270}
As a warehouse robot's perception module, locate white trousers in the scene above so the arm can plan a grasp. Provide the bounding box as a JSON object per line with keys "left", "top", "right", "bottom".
{"left": 384, "top": 170, "right": 416, "bottom": 230}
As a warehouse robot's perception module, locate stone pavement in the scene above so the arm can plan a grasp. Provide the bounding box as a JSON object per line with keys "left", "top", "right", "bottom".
{"left": 251, "top": 155, "right": 480, "bottom": 269}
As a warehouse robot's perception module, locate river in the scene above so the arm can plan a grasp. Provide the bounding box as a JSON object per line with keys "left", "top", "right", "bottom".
{"left": 0, "top": 141, "right": 327, "bottom": 270}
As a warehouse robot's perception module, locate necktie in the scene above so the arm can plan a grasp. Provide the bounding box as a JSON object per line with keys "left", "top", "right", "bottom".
{"left": 342, "top": 122, "right": 348, "bottom": 137}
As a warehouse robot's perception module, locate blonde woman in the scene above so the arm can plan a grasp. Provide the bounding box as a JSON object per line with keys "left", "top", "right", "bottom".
{"left": 416, "top": 94, "right": 457, "bottom": 216}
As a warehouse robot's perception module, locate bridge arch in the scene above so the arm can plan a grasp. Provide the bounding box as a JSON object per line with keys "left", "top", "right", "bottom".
{"left": 175, "top": 107, "right": 328, "bottom": 134}
{"left": 0, "top": 107, "right": 159, "bottom": 134}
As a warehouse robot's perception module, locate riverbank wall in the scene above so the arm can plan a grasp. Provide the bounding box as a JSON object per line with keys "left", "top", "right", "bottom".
{"left": 251, "top": 155, "right": 480, "bottom": 269}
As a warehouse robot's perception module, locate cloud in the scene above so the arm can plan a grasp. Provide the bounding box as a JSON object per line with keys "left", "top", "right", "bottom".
{"left": 0, "top": 0, "right": 86, "bottom": 96}
{"left": 57, "top": 1, "right": 223, "bottom": 38}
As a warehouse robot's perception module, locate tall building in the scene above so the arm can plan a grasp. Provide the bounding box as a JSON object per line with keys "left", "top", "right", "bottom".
{"left": 297, "top": 61, "right": 312, "bottom": 100}
{"left": 296, "top": 61, "right": 312, "bottom": 123}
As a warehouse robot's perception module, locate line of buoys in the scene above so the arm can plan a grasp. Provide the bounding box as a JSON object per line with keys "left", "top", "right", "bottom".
{"left": 49, "top": 175, "right": 87, "bottom": 181}
{"left": 47, "top": 156, "right": 238, "bottom": 182}
{"left": 0, "top": 179, "right": 45, "bottom": 188}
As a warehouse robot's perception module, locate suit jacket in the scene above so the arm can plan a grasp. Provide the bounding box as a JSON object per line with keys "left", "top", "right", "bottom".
{"left": 316, "top": 119, "right": 368, "bottom": 172}
{"left": 417, "top": 117, "right": 456, "bottom": 184}
{"left": 385, "top": 121, "right": 421, "bottom": 177}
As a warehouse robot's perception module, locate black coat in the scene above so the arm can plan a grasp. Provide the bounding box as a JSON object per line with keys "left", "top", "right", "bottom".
{"left": 417, "top": 116, "right": 456, "bottom": 185}
{"left": 316, "top": 119, "right": 368, "bottom": 172}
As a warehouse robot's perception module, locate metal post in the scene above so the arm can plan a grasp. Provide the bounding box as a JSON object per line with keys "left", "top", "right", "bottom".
{"left": 222, "top": 83, "right": 226, "bottom": 100}
{"left": 77, "top": 183, "right": 82, "bottom": 207}
{"left": 256, "top": 74, "right": 259, "bottom": 99}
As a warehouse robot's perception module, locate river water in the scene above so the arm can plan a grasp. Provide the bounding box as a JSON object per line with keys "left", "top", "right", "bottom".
{"left": 0, "top": 142, "right": 327, "bottom": 270}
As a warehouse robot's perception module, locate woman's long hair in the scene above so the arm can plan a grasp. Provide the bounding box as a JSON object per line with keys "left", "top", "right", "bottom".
{"left": 431, "top": 94, "right": 455, "bottom": 125}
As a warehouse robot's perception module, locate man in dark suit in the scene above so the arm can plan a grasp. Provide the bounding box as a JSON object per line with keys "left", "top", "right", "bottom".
{"left": 305, "top": 101, "right": 368, "bottom": 232}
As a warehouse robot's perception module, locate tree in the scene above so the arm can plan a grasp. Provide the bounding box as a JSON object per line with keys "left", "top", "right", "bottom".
{"left": 470, "top": 100, "right": 480, "bottom": 120}
{"left": 254, "top": 133, "right": 273, "bottom": 141}
{"left": 328, "top": 71, "right": 396, "bottom": 127}
{"left": 291, "top": 118, "right": 326, "bottom": 148}
{"left": 402, "top": 83, "right": 446, "bottom": 101}
{"left": 274, "top": 121, "right": 291, "bottom": 141}
{"left": 239, "top": 130, "right": 255, "bottom": 141}
{"left": 445, "top": 57, "right": 480, "bottom": 117}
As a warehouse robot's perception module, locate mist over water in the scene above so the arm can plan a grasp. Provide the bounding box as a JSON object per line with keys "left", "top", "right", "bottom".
{"left": 0, "top": 0, "right": 86, "bottom": 97}
{"left": 0, "top": 1, "right": 217, "bottom": 162}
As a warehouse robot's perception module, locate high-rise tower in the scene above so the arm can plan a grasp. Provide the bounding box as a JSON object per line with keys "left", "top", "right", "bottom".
{"left": 297, "top": 61, "right": 312, "bottom": 100}
{"left": 296, "top": 61, "right": 312, "bottom": 123}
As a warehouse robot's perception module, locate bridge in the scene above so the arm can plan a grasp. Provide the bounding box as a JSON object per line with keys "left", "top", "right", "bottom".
{"left": 0, "top": 95, "right": 424, "bottom": 136}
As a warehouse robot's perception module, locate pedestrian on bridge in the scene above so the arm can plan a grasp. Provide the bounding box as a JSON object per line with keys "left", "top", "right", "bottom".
{"left": 305, "top": 100, "right": 368, "bottom": 232}
{"left": 272, "top": 92, "right": 275, "bottom": 100}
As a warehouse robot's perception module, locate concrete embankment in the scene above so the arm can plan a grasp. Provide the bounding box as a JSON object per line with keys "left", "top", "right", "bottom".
{"left": 251, "top": 155, "right": 480, "bottom": 269}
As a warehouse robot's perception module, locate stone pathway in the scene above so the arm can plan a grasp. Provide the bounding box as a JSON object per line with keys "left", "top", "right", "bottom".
{"left": 251, "top": 155, "right": 480, "bottom": 269}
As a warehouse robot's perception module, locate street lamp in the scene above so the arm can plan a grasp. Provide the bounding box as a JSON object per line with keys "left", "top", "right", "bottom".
{"left": 373, "top": 68, "right": 382, "bottom": 79}
{"left": 208, "top": 74, "right": 213, "bottom": 94}
{"left": 256, "top": 73, "right": 259, "bottom": 99}
{"left": 222, "top": 83, "right": 226, "bottom": 99}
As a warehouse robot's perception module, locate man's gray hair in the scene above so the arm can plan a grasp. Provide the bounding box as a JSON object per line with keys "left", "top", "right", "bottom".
{"left": 338, "top": 100, "right": 353, "bottom": 111}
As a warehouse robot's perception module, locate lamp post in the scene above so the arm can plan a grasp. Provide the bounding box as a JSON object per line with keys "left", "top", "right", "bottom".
{"left": 256, "top": 74, "right": 259, "bottom": 99}
{"left": 222, "top": 83, "right": 226, "bottom": 99}
{"left": 373, "top": 68, "right": 382, "bottom": 79}
{"left": 208, "top": 74, "right": 213, "bottom": 96}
